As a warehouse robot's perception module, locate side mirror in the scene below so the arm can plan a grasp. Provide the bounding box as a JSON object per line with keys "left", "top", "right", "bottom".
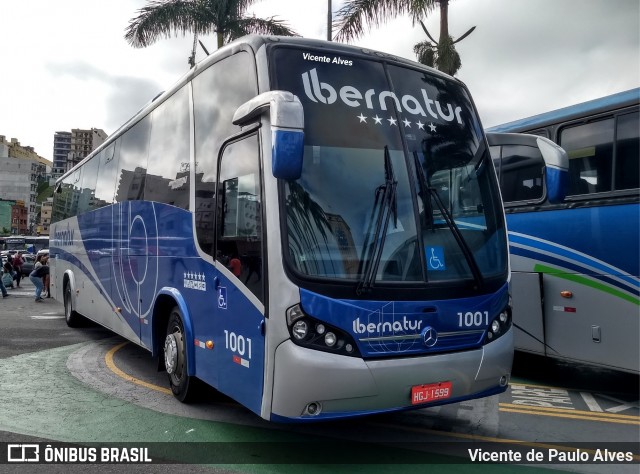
{"left": 233, "top": 91, "right": 305, "bottom": 180}
{"left": 486, "top": 132, "right": 569, "bottom": 204}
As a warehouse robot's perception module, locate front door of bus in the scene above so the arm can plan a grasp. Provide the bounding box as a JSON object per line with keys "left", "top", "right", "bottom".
{"left": 213, "top": 134, "right": 265, "bottom": 416}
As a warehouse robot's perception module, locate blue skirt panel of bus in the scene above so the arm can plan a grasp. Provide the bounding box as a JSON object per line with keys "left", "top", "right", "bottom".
{"left": 506, "top": 202, "right": 640, "bottom": 300}
{"left": 68, "top": 201, "right": 265, "bottom": 416}
{"left": 300, "top": 283, "right": 509, "bottom": 358}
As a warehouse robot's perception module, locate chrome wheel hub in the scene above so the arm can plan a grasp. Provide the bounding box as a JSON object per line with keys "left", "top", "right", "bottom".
{"left": 164, "top": 334, "right": 179, "bottom": 375}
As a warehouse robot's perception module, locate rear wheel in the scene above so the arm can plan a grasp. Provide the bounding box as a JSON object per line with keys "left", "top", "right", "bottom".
{"left": 63, "top": 283, "right": 81, "bottom": 327}
{"left": 164, "top": 307, "right": 197, "bottom": 402}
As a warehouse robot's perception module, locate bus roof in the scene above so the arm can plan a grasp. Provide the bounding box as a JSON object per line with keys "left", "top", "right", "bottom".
{"left": 57, "top": 35, "right": 460, "bottom": 185}
{"left": 487, "top": 88, "right": 640, "bottom": 133}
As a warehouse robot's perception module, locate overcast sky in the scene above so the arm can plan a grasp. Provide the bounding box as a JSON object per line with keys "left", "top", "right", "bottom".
{"left": 1, "top": 0, "right": 638, "bottom": 161}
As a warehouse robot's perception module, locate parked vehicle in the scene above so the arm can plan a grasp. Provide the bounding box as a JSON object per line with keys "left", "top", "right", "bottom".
{"left": 20, "top": 254, "right": 36, "bottom": 276}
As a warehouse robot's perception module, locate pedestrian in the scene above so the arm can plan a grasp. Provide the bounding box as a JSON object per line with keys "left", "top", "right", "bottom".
{"left": 41, "top": 255, "right": 51, "bottom": 297}
{"left": 2, "top": 261, "right": 15, "bottom": 289}
{"left": 29, "top": 261, "right": 49, "bottom": 302}
{"left": 0, "top": 272, "right": 8, "bottom": 298}
{"left": 12, "top": 252, "right": 23, "bottom": 287}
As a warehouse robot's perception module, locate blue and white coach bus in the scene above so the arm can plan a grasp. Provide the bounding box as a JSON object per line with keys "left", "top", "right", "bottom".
{"left": 488, "top": 88, "right": 639, "bottom": 373}
{"left": 50, "top": 36, "right": 558, "bottom": 421}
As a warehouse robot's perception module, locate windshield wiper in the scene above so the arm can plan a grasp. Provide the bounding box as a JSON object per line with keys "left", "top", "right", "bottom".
{"left": 413, "top": 152, "right": 435, "bottom": 232}
{"left": 356, "top": 146, "right": 397, "bottom": 295}
{"left": 427, "top": 184, "right": 484, "bottom": 290}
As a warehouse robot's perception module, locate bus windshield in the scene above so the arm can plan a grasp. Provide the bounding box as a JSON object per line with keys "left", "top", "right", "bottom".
{"left": 272, "top": 47, "right": 507, "bottom": 287}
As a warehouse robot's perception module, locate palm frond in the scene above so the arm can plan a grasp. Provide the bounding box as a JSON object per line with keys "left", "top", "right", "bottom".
{"left": 125, "top": 0, "right": 205, "bottom": 47}
{"left": 413, "top": 40, "right": 435, "bottom": 67}
{"left": 223, "top": 16, "right": 299, "bottom": 43}
{"left": 334, "top": 0, "right": 436, "bottom": 42}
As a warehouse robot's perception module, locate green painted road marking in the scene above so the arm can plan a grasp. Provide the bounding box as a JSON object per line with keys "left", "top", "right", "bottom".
{"left": 0, "top": 342, "right": 558, "bottom": 472}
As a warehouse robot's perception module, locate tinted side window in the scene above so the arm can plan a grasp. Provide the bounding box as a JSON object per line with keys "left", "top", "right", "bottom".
{"left": 499, "top": 145, "right": 544, "bottom": 202}
{"left": 560, "top": 119, "right": 614, "bottom": 195}
{"left": 93, "top": 141, "right": 120, "bottom": 209}
{"left": 193, "top": 52, "right": 257, "bottom": 256}
{"left": 216, "top": 135, "right": 264, "bottom": 303}
{"left": 115, "top": 117, "right": 151, "bottom": 202}
{"left": 145, "top": 88, "right": 190, "bottom": 209}
{"left": 52, "top": 172, "right": 79, "bottom": 222}
{"left": 615, "top": 111, "right": 639, "bottom": 191}
{"left": 78, "top": 152, "right": 101, "bottom": 214}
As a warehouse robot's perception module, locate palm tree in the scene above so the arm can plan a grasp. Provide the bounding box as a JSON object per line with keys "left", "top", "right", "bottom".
{"left": 334, "top": 0, "right": 474, "bottom": 76}
{"left": 125, "top": 0, "right": 299, "bottom": 67}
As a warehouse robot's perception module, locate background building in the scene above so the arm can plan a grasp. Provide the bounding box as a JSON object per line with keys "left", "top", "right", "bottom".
{"left": 38, "top": 198, "right": 53, "bottom": 236}
{"left": 68, "top": 128, "right": 107, "bottom": 171}
{"left": 0, "top": 135, "right": 51, "bottom": 235}
{"left": 52, "top": 131, "right": 71, "bottom": 178}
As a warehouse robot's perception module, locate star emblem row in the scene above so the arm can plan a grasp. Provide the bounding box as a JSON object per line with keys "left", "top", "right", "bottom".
{"left": 184, "top": 272, "right": 205, "bottom": 280}
{"left": 357, "top": 114, "right": 437, "bottom": 132}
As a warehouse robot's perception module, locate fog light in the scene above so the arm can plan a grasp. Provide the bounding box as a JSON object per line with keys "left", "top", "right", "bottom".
{"left": 499, "top": 311, "right": 508, "bottom": 323}
{"left": 292, "top": 320, "right": 308, "bottom": 340}
{"left": 316, "top": 323, "right": 326, "bottom": 335}
{"left": 487, "top": 332, "right": 493, "bottom": 340}
{"left": 345, "top": 343, "right": 353, "bottom": 353}
{"left": 305, "top": 402, "right": 321, "bottom": 416}
{"left": 324, "top": 332, "right": 337, "bottom": 347}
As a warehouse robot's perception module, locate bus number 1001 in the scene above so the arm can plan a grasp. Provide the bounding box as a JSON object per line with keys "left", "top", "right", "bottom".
{"left": 224, "top": 330, "right": 252, "bottom": 359}
{"left": 457, "top": 311, "right": 489, "bottom": 328}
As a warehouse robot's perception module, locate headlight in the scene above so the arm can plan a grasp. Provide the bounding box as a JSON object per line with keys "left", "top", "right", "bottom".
{"left": 286, "top": 304, "right": 361, "bottom": 357}
{"left": 292, "top": 320, "right": 308, "bottom": 340}
{"left": 484, "top": 304, "right": 512, "bottom": 344}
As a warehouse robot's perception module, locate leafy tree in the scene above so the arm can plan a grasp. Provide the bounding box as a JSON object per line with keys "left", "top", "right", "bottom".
{"left": 334, "top": 0, "right": 474, "bottom": 76}
{"left": 125, "top": 0, "right": 298, "bottom": 67}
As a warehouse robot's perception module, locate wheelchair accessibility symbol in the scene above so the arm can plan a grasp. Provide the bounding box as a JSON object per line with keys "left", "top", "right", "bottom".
{"left": 218, "top": 287, "right": 228, "bottom": 309}
{"left": 427, "top": 246, "right": 446, "bottom": 271}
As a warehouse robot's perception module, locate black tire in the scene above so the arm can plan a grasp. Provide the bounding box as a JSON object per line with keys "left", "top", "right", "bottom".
{"left": 164, "top": 307, "right": 197, "bottom": 402}
{"left": 63, "top": 283, "right": 81, "bottom": 327}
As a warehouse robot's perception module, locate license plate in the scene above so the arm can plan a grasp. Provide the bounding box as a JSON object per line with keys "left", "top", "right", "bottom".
{"left": 411, "top": 381, "right": 452, "bottom": 405}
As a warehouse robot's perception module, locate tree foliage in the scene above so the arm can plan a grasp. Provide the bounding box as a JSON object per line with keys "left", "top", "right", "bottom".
{"left": 334, "top": 0, "right": 473, "bottom": 76}
{"left": 125, "top": 0, "right": 298, "bottom": 65}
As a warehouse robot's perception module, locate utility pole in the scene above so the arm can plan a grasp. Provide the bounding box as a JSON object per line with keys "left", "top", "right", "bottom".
{"left": 327, "top": 0, "right": 332, "bottom": 41}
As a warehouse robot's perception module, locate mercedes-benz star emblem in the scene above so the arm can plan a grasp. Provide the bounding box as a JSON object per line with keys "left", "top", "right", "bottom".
{"left": 422, "top": 326, "right": 438, "bottom": 347}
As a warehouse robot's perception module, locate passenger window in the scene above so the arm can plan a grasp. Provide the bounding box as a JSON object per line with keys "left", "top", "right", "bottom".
{"left": 115, "top": 117, "right": 151, "bottom": 202}
{"left": 79, "top": 153, "right": 101, "bottom": 214}
{"left": 498, "top": 145, "right": 544, "bottom": 202}
{"left": 52, "top": 173, "right": 78, "bottom": 222}
{"left": 94, "top": 141, "right": 120, "bottom": 209}
{"left": 193, "top": 52, "right": 258, "bottom": 256}
{"left": 560, "top": 118, "right": 614, "bottom": 195}
{"left": 216, "top": 134, "right": 264, "bottom": 303}
{"left": 145, "top": 88, "right": 190, "bottom": 209}
{"left": 615, "top": 111, "right": 639, "bottom": 191}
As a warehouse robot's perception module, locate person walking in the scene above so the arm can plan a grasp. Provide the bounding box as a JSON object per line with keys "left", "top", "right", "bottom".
{"left": 0, "top": 271, "right": 8, "bottom": 298}
{"left": 12, "top": 252, "right": 23, "bottom": 287}
{"left": 2, "top": 261, "right": 15, "bottom": 289}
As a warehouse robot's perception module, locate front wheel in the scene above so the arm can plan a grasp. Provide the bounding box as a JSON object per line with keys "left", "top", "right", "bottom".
{"left": 64, "top": 283, "right": 81, "bottom": 327}
{"left": 164, "top": 307, "right": 197, "bottom": 402}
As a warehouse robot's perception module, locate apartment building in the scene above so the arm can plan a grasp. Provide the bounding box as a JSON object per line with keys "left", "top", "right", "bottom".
{"left": 0, "top": 135, "right": 51, "bottom": 234}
